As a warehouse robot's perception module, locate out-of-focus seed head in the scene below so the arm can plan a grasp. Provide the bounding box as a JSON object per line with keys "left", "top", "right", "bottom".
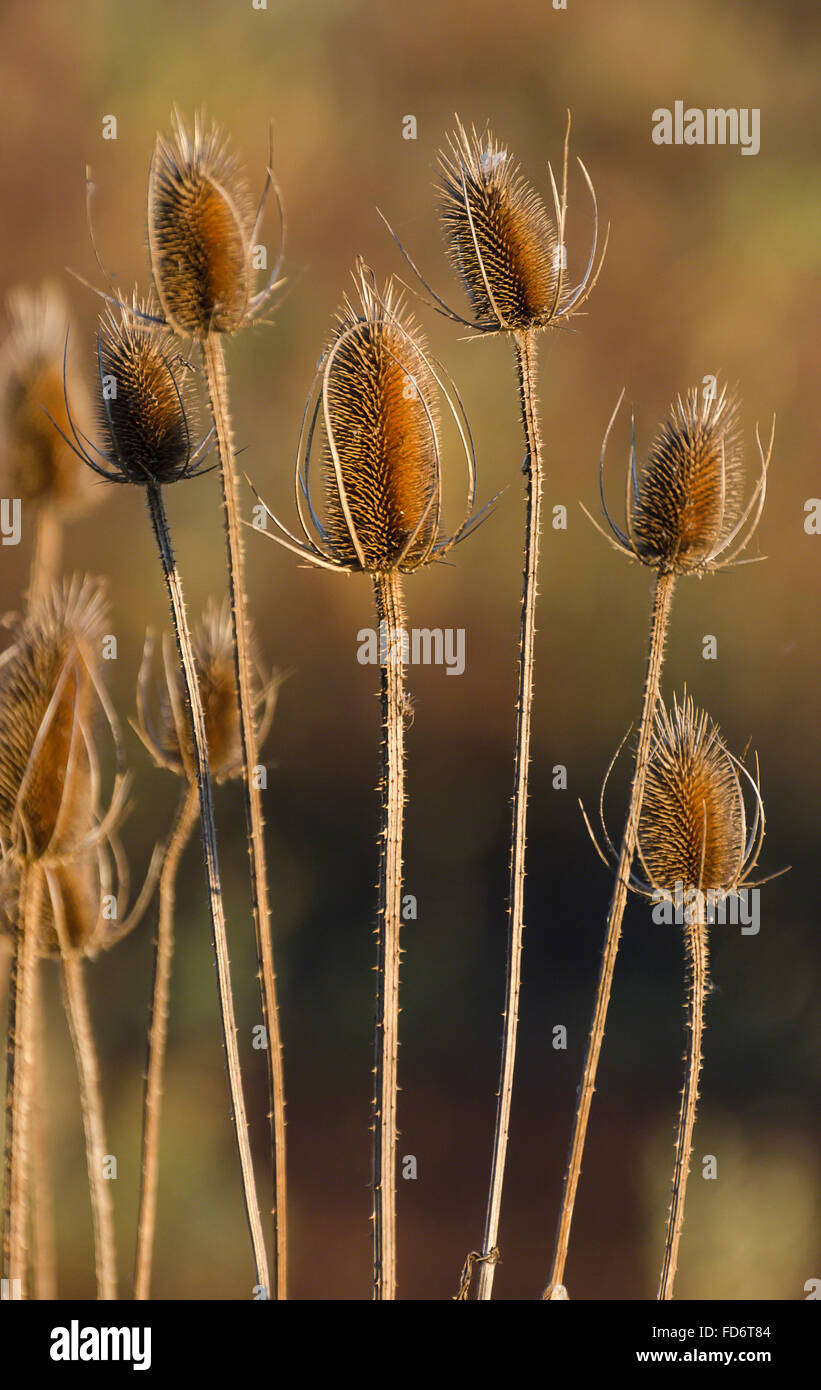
{"left": 438, "top": 122, "right": 560, "bottom": 332}
{"left": 0, "top": 283, "right": 98, "bottom": 515}
{"left": 96, "top": 299, "right": 199, "bottom": 487}
{"left": 148, "top": 110, "right": 256, "bottom": 337}
{"left": 320, "top": 268, "right": 441, "bottom": 573}
{"left": 135, "top": 598, "right": 280, "bottom": 784}
{"left": 638, "top": 694, "right": 748, "bottom": 893}
{"left": 0, "top": 576, "right": 108, "bottom": 862}
{"left": 633, "top": 387, "right": 743, "bottom": 573}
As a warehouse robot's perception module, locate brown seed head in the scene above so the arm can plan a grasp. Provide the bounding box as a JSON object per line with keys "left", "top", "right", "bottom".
{"left": 0, "top": 283, "right": 98, "bottom": 515}
{"left": 96, "top": 299, "right": 199, "bottom": 487}
{"left": 438, "top": 122, "right": 560, "bottom": 332}
{"left": 633, "top": 386, "right": 743, "bottom": 574}
{"left": 320, "top": 267, "right": 441, "bottom": 573}
{"left": 135, "top": 598, "right": 280, "bottom": 783}
{"left": 638, "top": 694, "right": 748, "bottom": 894}
{"left": 0, "top": 575, "right": 108, "bottom": 861}
{"left": 148, "top": 109, "right": 256, "bottom": 337}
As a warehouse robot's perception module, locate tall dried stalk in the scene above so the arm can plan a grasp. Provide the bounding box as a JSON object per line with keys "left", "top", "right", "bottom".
{"left": 47, "top": 869, "right": 117, "bottom": 1300}
{"left": 476, "top": 329, "right": 544, "bottom": 1300}
{"left": 134, "top": 783, "right": 198, "bottom": 1301}
{"left": 252, "top": 264, "right": 480, "bottom": 1298}
{"left": 146, "top": 482, "right": 270, "bottom": 1294}
{"left": 372, "top": 572, "right": 407, "bottom": 1301}
{"left": 547, "top": 570, "right": 674, "bottom": 1294}
{"left": 203, "top": 335, "right": 287, "bottom": 1295}
{"left": 658, "top": 904, "right": 708, "bottom": 1300}
{"left": 2, "top": 861, "right": 42, "bottom": 1295}
{"left": 545, "top": 386, "right": 769, "bottom": 1296}
{"left": 29, "top": 972, "right": 56, "bottom": 1298}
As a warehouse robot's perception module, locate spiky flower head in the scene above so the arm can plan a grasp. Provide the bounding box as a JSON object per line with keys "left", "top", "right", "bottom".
{"left": 51, "top": 295, "right": 211, "bottom": 490}
{"left": 148, "top": 109, "right": 281, "bottom": 338}
{"left": 0, "top": 575, "right": 121, "bottom": 863}
{"left": 593, "top": 384, "right": 773, "bottom": 576}
{"left": 637, "top": 695, "right": 752, "bottom": 894}
{"left": 134, "top": 598, "right": 280, "bottom": 783}
{"left": 0, "top": 283, "right": 98, "bottom": 515}
{"left": 251, "top": 263, "right": 483, "bottom": 577}
{"left": 321, "top": 271, "right": 445, "bottom": 572}
{"left": 438, "top": 123, "right": 561, "bottom": 331}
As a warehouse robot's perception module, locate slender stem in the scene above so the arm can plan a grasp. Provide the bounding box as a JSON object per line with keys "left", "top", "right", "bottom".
{"left": 2, "top": 861, "right": 42, "bottom": 1295}
{"left": 545, "top": 568, "right": 676, "bottom": 1296}
{"left": 203, "top": 333, "right": 287, "bottom": 1297}
{"left": 145, "top": 482, "right": 270, "bottom": 1297}
{"left": 29, "top": 969, "right": 56, "bottom": 1298}
{"left": 371, "top": 571, "right": 407, "bottom": 1301}
{"left": 52, "top": 914, "right": 117, "bottom": 1301}
{"left": 473, "top": 330, "right": 544, "bottom": 1300}
{"left": 29, "top": 507, "right": 62, "bottom": 605}
{"left": 658, "top": 904, "right": 708, "bottom": 1300}
{"left": 134, "top": 782, "right": 198, "bottom": 1300}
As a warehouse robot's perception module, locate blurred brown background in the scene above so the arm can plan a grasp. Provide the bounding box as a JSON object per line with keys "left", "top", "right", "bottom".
{"left": 0, "top": 0, "right": 819, "bottom": 1299}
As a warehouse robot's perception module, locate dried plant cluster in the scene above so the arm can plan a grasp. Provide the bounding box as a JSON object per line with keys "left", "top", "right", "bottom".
{"left": 0, "top": 106, "right": 777, "bottom": 1306}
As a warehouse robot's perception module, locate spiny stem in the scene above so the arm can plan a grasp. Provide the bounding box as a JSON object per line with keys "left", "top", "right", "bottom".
{"left": 545, "top": 568, "right": 676, "bottom": 1297}
{"left": 658, "top": 905, "right": 708, "bottom": 1300}
{"left": 29, "top": 970, "right": 56, "bottom": 1299}
{"left": 51, "top": 892, "right": 117, "bottom": 1301}
{"left": 203, "top": 333, "right": 287, "bottom": 1297}
{"left": 372, "top": 571, "right": 407, "bottom": 1301}
{"left": 28, "top": 508, "right": 62, "bottom": 605}
{"left": 474, "top": 329, "right": 544, "bottom": 1301}
{"left": 134, "top": 782, "right": 198, "bottom": 1301}
{"left": 145, "top": 482, "right": 270, "bottom": 1297}
{"left": 2, "top": 861, "right": 42, "bottom": 1295}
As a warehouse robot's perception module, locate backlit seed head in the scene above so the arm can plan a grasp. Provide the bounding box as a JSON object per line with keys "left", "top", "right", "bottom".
{"left": 0, "top": 575, "right": 108, "bottom": 862}
{"left": 0, "top": 283, "right": 98, "bottom": 515}
{"left": 96, "top": 299, "right": 200, "bottom": 486}
{"left": 638, "top": 694, "right": 749, "bottom": 893}
{"left": 438, "top": 122, "right": 560, "bottom": 331}
{"left": 134, "top": 598, "right": 280, "bottom": 783}
{"left": 148, "top": 109, "right": 256, "bottom": 337}
{"left": 633, "top": 388, "right": 742, "bottom": 573}
{"left": 593, "top": 383, "right": 771, "bottom": 576}
{"left": 320, "top": 268, "right": 441, "bottom": 573}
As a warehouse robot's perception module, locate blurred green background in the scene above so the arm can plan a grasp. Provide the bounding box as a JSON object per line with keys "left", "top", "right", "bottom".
{"left": 0, "top": 0, "right": 819, "bottom": 1299}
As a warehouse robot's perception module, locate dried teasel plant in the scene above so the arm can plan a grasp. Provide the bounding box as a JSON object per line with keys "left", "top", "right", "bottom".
{"left": 0, "top": 576, "right": 152, "bottom": 1300}
{"left": 252, "top": 262, "right": 484, "bottom": 1298}
{"left": 49, "top": 295, "right": 272, "bottom": 1294}
{"left": 382, "top": 114, "right": 606, "bottom": 1298}
{"left": 583, "top": 693, "right": 780, "bottom": 1298}
{"left": 544, "top": 385, "right": 774, "bottom": 1299}
{"left": 138, "top": 107, "right": 289, "bottom": 1291}
{"left": 0, "top": 283, "right": 100, "bottom": 600}
{"left": 131, "top": 598, "right": 282, "bottom": 1300}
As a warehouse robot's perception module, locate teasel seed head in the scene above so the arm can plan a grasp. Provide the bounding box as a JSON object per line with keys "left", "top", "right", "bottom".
{"left": 638, "top": 695, "right": 749, "bottom": 893}
{"left": 592, "top": 383, "right": 774, "bottom": 575}
{"left": 438, "top": 123, "right": 561, "bottom": 331}
{"left": 50, "top": 295, "right": 212, "bottom": 490}
{"left": 379, "top": 114, "right": 605, "bottom": 337}
{"left": 251, "top": 261, "right": 488, "bottom": 576}
{"left": 0, "top": 575, "right": 127, "bottom": 865}
{"left": 584, "top": 692, "right": 772, "bottom": 902}
{"left": 147, "top": 108, "right": 284, "bottom": 338}
{"left": 0, "top": 283, "right": 98, "bottom": 516}
{"left": 134, "top": 597, "right": 281, "bottom": 784}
